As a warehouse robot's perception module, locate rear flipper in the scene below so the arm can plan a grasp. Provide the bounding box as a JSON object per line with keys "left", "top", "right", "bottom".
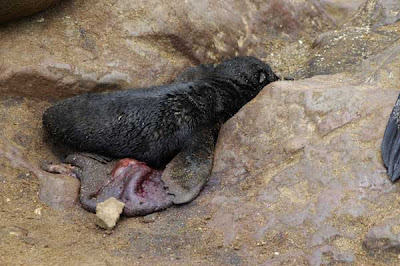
{"left": 162, "top": 127, "right": 216, "bottom": 204}
{"left": 40, "top": 152, "right": 111, "bottom": 178}
{"left": 382, "top": 93, "right": 400, "bottom": 182}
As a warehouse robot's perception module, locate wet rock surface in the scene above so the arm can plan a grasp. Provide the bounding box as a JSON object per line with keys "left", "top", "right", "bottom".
{"left": 2, "top": 0, "right": 400, "bottom": 265}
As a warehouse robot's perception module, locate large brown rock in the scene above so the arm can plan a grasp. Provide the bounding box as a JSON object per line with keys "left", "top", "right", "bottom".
{"left": 0, "top": 0, "right": 60, "bottom": 23}
{"left": 0, "top": 0, "right": 333, "bottom": 99}
{"left": 210, "top": 75, "right": 400, "bottom": 264}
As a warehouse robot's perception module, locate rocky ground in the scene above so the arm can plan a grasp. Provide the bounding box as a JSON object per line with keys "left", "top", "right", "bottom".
{"left": 1, "top": 0, "right": 400, "bottom": 265}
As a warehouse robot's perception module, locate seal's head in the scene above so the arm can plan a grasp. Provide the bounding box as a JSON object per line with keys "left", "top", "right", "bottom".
{"left": 215, "top": 56, "right": 279, "bottom": 93}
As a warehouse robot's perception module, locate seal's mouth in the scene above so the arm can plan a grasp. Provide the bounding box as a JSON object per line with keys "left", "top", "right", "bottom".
{"left": 282, "top": 76, "right": 294, "bottom": 81}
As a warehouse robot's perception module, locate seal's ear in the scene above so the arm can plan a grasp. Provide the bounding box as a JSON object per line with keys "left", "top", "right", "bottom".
{"left": 259, "top": 72, "right": 267, "bottom": 84}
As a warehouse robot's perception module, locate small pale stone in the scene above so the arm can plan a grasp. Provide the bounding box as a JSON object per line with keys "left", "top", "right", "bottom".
{"left": 95, "top": 197, "right": 125, "bottom": 230}
{"left": 9, "top": 231, "right": 22, "bottom": 237}
{"left": 34, "top": 207, "right": 42, "bottom": 216}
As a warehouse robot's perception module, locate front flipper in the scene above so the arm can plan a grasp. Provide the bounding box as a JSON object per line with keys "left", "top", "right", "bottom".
{"left": 382, "top": 93, "right": 400, "bottom": 182}
{"left": 162, "top": 128, "right": 216, "bottom": 204}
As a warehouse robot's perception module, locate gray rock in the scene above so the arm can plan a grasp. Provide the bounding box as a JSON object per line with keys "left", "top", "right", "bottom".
{"left": 38, "top": 173, "right": 80, "bottom": 210}
{"left": 95, "top": 197, "right": 125, "bottom": 230}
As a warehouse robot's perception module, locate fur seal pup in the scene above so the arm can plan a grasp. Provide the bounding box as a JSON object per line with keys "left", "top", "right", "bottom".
{"left": 382, "top": 93, "right": 400, "bottom": 181}
{"left": 42, "top": 56, "right": 280, "bottom": 216}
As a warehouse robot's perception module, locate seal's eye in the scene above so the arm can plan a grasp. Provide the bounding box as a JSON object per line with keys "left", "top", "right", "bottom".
{"left": 259, "top": 72, "right": 266, "bottom": 84}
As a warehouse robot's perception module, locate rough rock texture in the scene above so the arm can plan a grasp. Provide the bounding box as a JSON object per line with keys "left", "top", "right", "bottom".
{"left": 345, "top": 0, "right": 400, "bottom": 28}
{"left": 95, "top": 197, "right": 125, "bottom": 230}
{"left": 304, "top": 24, "right": 400, "bottom": 77}
{"left": 0, "top": 0, "right": 333, "bottom": 99}
{"left": 2, "top": 0, "right": 399, "bottom": 95}
{"left": 301, "top": 0, "right": 400, "bottom": 78}
{"left": 39, "top": 173, "right": 79, "bottom": 210}
{"left": 211, "top": 76, "right": 400, "bottom": 264}
{"left": 0, "top": 0, "right": 61, "bottom": 23}
{"left": 356, "top": 40, "right": 400, "bottom": 88}
{"left": 363, "top": 216, "right": 400, "bottom": 256}
{"left": 312, "top": 0, "right": 364, "bottom": 26}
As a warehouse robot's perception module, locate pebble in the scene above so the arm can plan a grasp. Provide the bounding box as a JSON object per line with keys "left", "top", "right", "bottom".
{"left": 39, "top": 173, "right": 79, "bottom": 210}
{"left": 141, "top": 213, "right": 158, "bottom": 223}
{"left": 95, "top": 197, "right": 125, "bottom": 230}
{"left": 34, "top": 207, "right": 42, "bottom": 216}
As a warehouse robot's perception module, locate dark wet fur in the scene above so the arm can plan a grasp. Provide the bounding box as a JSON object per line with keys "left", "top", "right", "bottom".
{"left": 43, "top": 56, "right": 279, "bottom": 169}
{"left": 382, "top": 93, "right": 400, "bottom": 181}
